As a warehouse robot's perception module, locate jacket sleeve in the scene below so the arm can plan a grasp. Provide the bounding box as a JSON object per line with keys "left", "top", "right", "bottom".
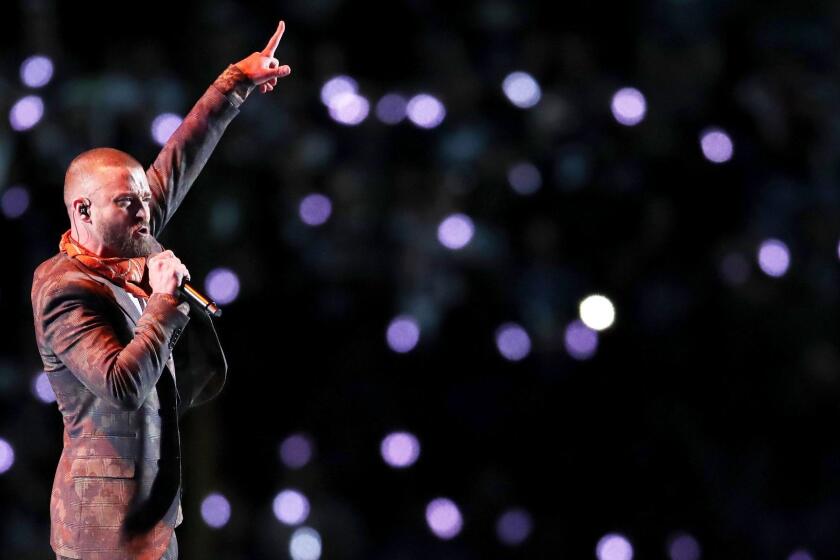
{"left": 146, "top": 64, "right": 255, "bottom": 237}
{"left": 40, "top": 282, "right": 190, "bottom": 411}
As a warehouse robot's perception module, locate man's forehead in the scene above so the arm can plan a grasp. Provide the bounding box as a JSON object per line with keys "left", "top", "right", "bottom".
{"left": 97, "top": 164, "right": 150, "bottom": 197}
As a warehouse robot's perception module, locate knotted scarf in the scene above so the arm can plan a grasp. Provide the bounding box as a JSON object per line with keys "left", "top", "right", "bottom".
{"left": 59, "top": 229, "right": 154, "bottom": 299}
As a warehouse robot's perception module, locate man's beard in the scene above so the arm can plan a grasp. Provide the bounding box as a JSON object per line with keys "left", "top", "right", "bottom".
{"left": 99, "top": 223, "right": 156, "bottom": 258}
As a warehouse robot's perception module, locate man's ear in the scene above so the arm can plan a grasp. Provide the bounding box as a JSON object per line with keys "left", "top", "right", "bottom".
{"left": 74, "top": 198, "right": 92, "bottom": 221}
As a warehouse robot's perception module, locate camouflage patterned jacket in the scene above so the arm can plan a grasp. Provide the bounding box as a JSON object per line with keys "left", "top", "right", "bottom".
{"left": 30, "top": 64, "right": 253, "bottom": 560}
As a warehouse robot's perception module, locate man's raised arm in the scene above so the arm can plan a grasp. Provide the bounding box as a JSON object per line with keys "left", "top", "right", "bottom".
{"left": 146, "top": 19, "right": 291, "bottom": 237}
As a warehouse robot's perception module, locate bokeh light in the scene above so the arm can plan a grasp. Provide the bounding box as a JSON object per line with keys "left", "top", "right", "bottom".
{"left": 508, "top": 162, "right": 542, "bottom": 195}
{"left": 0, "top": 438, "right": 14, "bottom": 474}
{"left": 502, "top": 71, "right": 542, "bottom": 109}
{"left": 667, "top": 532, "right": 701, "bottom": 560}
{"left": 406, "top": 94, "right": 446, "bottom": 128}
{"left": 9, "top": 95, "right": 44, "bottom": 131}
{"left": 700, "top": 128, "right": 733, "bottom": 163}
{"left": 495, "top": 322, "right": 532, "bottom": 361}
{"left": 579, "top": 294, "right": 616, "bottom": 331}
{"left": 425, "top": 497, "right": 463, "bottom": 540}
{"left": 273, "top": 489, "right": 310, "bottom": 526}
{"left": 290, "top": 527, "right": 322, "bottom": 560}
{"left": 376, "top": 93, "right": 408, "bottom": 125}
{"left": 32, "top": 372, "right": 56, "bottom": 403}
{"left": 20, "top": 55, "right": 54, "bottom": 88}
{"left": 1, "top": 186, "right": 31, "bottom": 219}
{"left": 328, "top": 92, "right": 370, "bottom": 125}
{"left": 437, "top": 213, "right": 474, "bottom": 250}
{"left": 564, "top": 319, "right": 599, "bottom": 360}
{"left": 788, "top": 550, "right": 815, "bottom": 560}
{"left": 205, "top": 267, "right": 240, "bottom": 305}
{"left": 757, "top": 238, "right": 790, "bottom": 277}
{"left": 200, "top": 492, "right": 231, "bottom": 528}
{"left": 386, "top": 315, "right": 420, "bottom": 353}
{"left": 719, "top": 252, "right": 750, "bottom": 286}
{"left": 611, "top": 87, "right": 647, "bottom": 126}
{"left": 151, "top": 113, "right": 182, "bottom": 146}
{"left": 495, "top": 508, "right": 533, "bottom": 546}
{"left": 279, "top": 433, "right": 314, "bottom": 469}
{"left": 320, "top": 75, "right": 358, "bottom": 106}
{"left": 299, "top": 193, "right": 333, "bottom": 226}
{"left": 380, "top": 431, "right": 421, "bottom": 468}
{"left": 596, "top": 533, "right": 634, "bottom": 560}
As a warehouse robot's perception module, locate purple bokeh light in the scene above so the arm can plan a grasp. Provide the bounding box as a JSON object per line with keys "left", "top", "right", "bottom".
{"left": 406, "top": 94, "right": 446, "bottom": 129}
{"left": 1, "top": 186, "right": 31, "bottom": 219}
{"left": 495, "top": 323, "right": 531, "bottom": 361}
{"left": 320, "top": 75, "right": 358, "bottom": 106}
{"left": 20, "top": 55, "right": 54, "bottom": 88}
{"left": 700, "top": 128, "right": 733, "bottom": 163}
{"left": 9, "top": 95, "right": 44, "bottom": 131}
{"left": 611, "top": 87, "right": 647, "bottom": 126}
{"left": 757, "top": 238, "right": 790, "bottom": 278}
{"left": 496, "top": 508, "right": 533, "bottom": 546}
{"left": 437, "top": 213, "right": 474, "bottom": 250}
{"left": 508, "top": 162, "right": 542, "bottom": 195}
{"left": 205, "top": 267, "right": 240, "bottom": 305}
{"left": 425, "top": 497, "right": 463, "bottom": 540}
{"left": 788, "top": 550, "right": 815, "bottom": 560}
{"left": 273, "top": 489, "right": 310, "bottom": 526}
{"left": 564, "top": 319, "right": 599, "bottom": 360}
{"left": 380, "top": 431, "right": 421, "bottom": 468}
{"left": 502, "top": 71, "right": 542, "bottom": 109}
{"left": 386, "top": 315, "right": 420, "bottom": 353}
{"left": 279, "top": 433, "right": 314, "bottom": 469}
{"left": 375, "top": 93, "right": 408, "bottom": 125}
{"left": 151, "top": 113, "right": 182, "bottom": 146}
{"left": 299, "top": 193, "right": 332, "bottom": 226}
{"left": 597, "top": 533, "right": 634, "bottom": 560}
{"left": 667, "top": 532, "right": 701, "bottom": 560}
{"left": 0, "top": 438, "right": 14, "bottom": 474}
{"left": 33, "top": 372, "right": 56, "bottom": 403}
{"left": 328, "top": 92, "right": 370, "bottom": 125}
{"left": 200, "top": 492, "right": 231, "bottom": 528}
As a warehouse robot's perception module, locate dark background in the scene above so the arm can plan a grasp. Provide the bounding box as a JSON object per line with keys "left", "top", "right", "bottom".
{"left": 3, "top": 0, "right": 840, "bottom": 558}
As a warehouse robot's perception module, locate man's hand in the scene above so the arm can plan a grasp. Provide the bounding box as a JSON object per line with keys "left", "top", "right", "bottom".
{"left": 234, "top": 20, "right": 292, "bottom": 95}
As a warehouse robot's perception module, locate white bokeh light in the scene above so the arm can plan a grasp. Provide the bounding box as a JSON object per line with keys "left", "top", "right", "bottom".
{"left": 328, "top": 92, "right": 370, "bottom": 125}
{"left": 290, "top": 527, "right": 322, "bottom": 560}
{"left": 700, "top": 127, "right": 733, "bottom": 163}
{"left": 273, "top": 489, "right": 310, "bottom": 526}
{"left": 757, "top": 238, "right": 790, "bottom": 278}
{"left": 406, "top": 94, "right": 446, "bottom": 128}
{"left": 20, "top": 55, "right": 54, "bottom": 88}
{"left": 205, "top": 267, "right": 240, "bottom": 305}
{"left": 386, "top": 315, "right": 420, "bottom": 353}
{"left": 502, "top": 71, "right": 542, "bottom": 109}
{"left": 0, "top": 438, "right": 15, "bottom": 474}
{"left": 200, "top": 493, "right": 231, "bottom": 528}
{"left": 579, "top": 294, "right": 616, "bottom": 331}
{"left": 320, "top": 75, "right": 359, "bottom": 106}
{"left": 380, "top": 431, "right": 421, "bottom": 468}
{"left": 597, "top": 533, "right": 634, "bottom": 560}
{"left": 425, "top": 497, "right": 463, "bottom": 540}
{"left": 151, "top": 113, "right": 182, "bottom": 146}
{"left": 610, "top": 87, "right": 647, "bottom": 126}
{"left": 32, "top": 372, "right": 56, "bottom": 403}
{"left": 437, "top": 213, "right": 474, "bottom": 250}
{"left": 9, "top": 95, "right": 44, "bottom": 131}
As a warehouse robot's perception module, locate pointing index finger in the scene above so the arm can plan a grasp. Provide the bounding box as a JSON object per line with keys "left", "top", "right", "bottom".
{"left": 261, "top": 20, "right": 285, "bottom": 57}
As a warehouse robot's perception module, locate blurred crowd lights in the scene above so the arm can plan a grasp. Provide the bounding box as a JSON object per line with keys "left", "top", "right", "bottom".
{"left": 200, "top": 492, "right": 231, "bottom": 529}
{"left": 32, "top": 371, "right": 56, "bottom": 403}
{"left": 290, "top": 527, "right": 322, "bottom": 560}
{"left": 386, "top": 314, "right": 421, "bottom": 353}
{"left": 700, "top": 127, "right": 734, "bottom": 163}
{"left": 437, "top": 213, "right": 475, "bottom": 250}
{"left": 279, "top": 433, "right": 315, "bottom": 469}
{"left": 611, "top": 87, "right": 647, "bottom": 126}
{"left": 205, "top": 267, "right": 241, "bottom": 305}
{"left": 298, "top": 193, "right": 333, "bottom": 226}
{"left": 579, "top": 294, "right": 616, "bottom": 331}
{"left": 0, "top": 438, "right": 14, "bottom": 474}
{"left": 380, "top": 431, "right": 421, "bottom": 468}
{"left": 151, "top": 113, "right": 183, "bottom": 146}
{"left": 425, "top": 497, "right": 463, "bottom": 539}
{"left": 495, "top": 322, "right": 532, "bottom": 361}
{"left": 502, "top": 71, "right": 542, "bottom": 109}
{"left": 757, "top": 238, "right": 790, "bottom": 278}
{"left": 20, "top": 55, "right": 54, "bottom": 88}
{"left": 596, "top": 533, "right": 634, "bottom": 560}
{"left": 273, "top": 489, "right": 311, "bottom": 526}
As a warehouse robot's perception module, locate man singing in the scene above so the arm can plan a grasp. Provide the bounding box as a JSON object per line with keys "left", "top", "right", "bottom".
{"left": 30, "top": 20, "right": 291, "bottom": 560}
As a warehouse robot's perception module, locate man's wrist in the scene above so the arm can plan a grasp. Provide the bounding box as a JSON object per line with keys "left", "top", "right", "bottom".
{"left": 212, "top": 64, "right": 256, "bottom": 108}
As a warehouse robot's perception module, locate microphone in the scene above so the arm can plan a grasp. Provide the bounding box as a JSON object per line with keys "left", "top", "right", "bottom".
{"left": 148, "top": 239, "right": 222, "bottom": 318}
{"left": 178, "top": 279, "right": 222, "bottom": 318}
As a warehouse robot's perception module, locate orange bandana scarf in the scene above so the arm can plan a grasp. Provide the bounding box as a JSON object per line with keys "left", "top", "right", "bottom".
{"left": 59, "top": 229, "right": 153, "bottom": 299}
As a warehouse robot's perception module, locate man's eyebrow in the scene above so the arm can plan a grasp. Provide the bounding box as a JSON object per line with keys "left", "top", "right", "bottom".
{"left": 112, "top": 191, "right": 152, "bottom": 199}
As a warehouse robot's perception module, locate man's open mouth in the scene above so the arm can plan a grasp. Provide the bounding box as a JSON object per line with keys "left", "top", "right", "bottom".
{"left": 135, "top": 225, "right": 149, "bottom": 236}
